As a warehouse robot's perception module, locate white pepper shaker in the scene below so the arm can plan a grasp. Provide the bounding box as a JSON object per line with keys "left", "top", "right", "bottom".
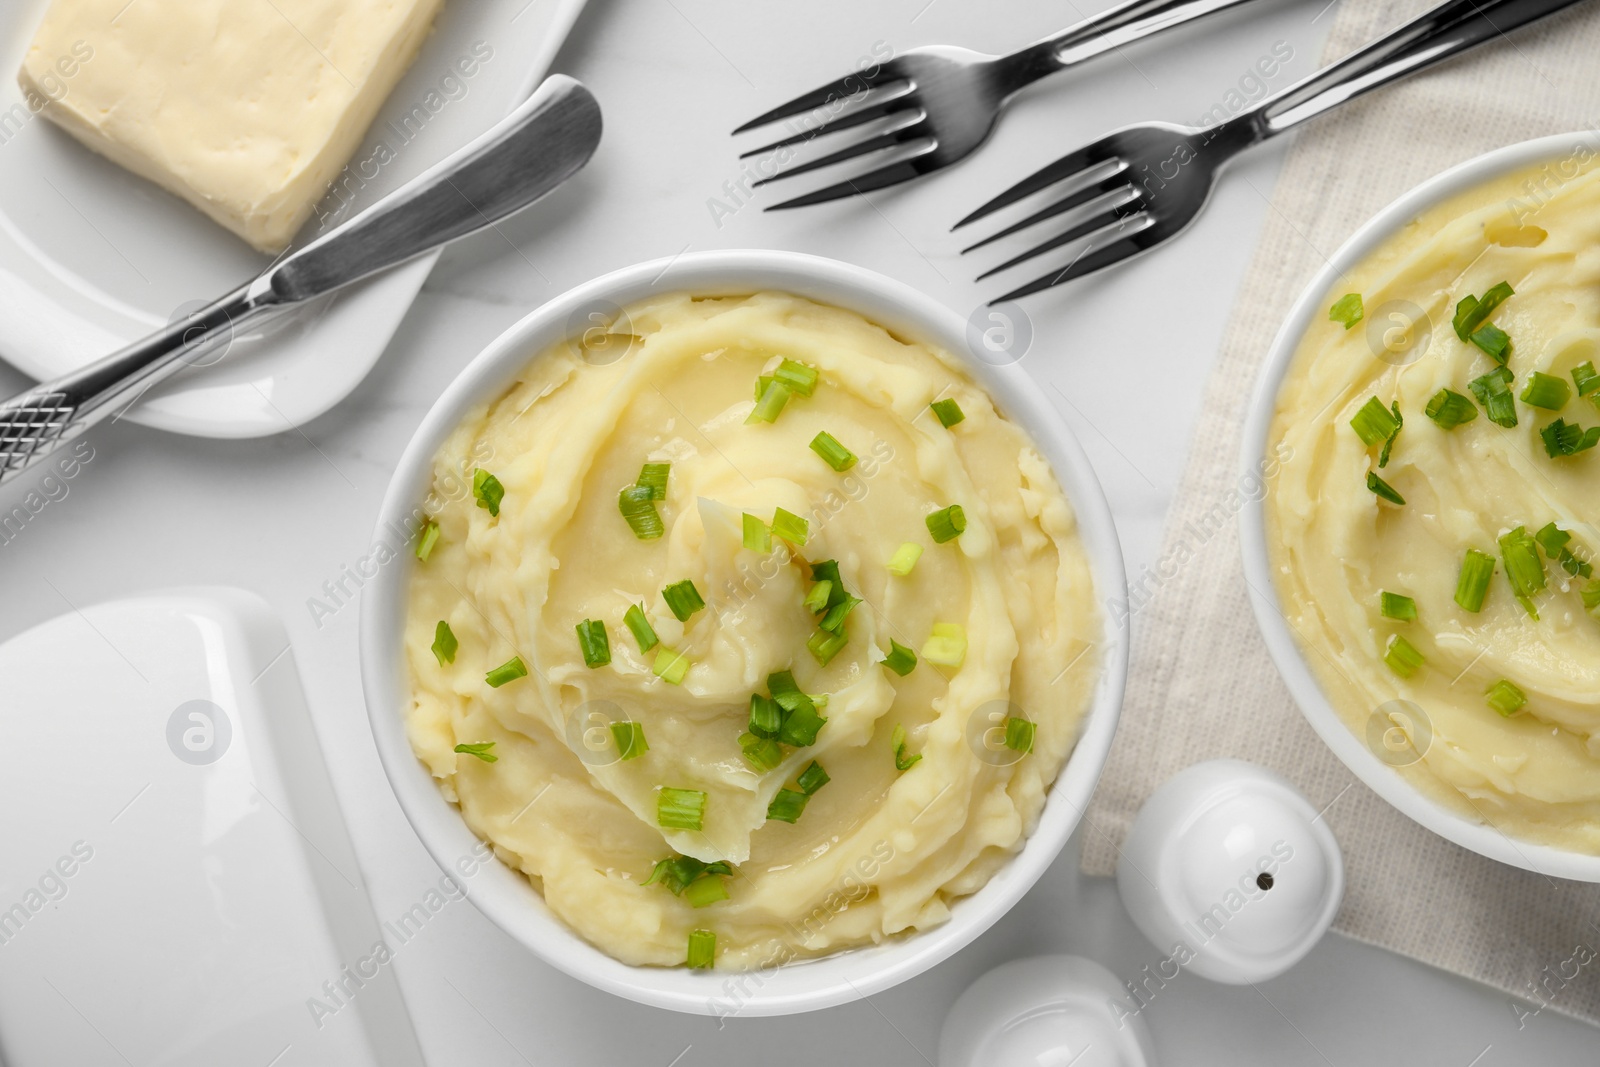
{"left": 938, "top": 954, "right": 1156, "bottom": 1066}
{"left": 1116, "top": 759, "right": 1343, "bottom": 984}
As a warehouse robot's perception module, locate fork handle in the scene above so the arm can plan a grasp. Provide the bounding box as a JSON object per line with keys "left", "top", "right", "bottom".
{"left": 1236, "top": 0, "right": 1584, "bottom": 139}
{"left": 1007, "top": 0, "right": 1265, "bottom": 86}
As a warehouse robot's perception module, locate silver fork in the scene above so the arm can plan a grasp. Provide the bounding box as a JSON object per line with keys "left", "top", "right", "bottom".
{"left": 958, "top": 0, "right": 1590, "bottom": 302}
{"left": 732, "top": 0, "right": 1267, "bottom": 210}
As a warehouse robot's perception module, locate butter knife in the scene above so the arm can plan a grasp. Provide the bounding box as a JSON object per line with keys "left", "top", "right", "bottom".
{"left": 0, "top": 73, "right": 602, "bottom": 483}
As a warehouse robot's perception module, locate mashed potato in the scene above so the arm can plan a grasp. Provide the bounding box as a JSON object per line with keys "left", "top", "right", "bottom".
{"left": 1268, "top": 156, "right": 1600, "bottom": 854}
{"left": 403, "top": 291, "right": 1099, "bottom": 968}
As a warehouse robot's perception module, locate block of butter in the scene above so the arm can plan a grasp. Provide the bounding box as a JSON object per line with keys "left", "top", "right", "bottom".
{"left": 18, "top": 0, "right": 443, "bottom": 253}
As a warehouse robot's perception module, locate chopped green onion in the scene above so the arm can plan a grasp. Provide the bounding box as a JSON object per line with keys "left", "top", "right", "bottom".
{"left": 1469, "top": 366, "right": 1518, "bottom": 428}
{"left": 774, "top": 359, "right": 819, "bottom": 397}
{"left": 1470, "top": 323, "right": 1512, "bottom": 364}
{"left": 686, "top": 929, "right": 716, "bottom": 969}
{"left": 891, "top": 723, "right": 920, "bottom": 771}
{"left": 1485, "top": 679, "right": 1527, "bottom": 717}
{"left": 931, "top": 398, "right": 966, "bottom": 427}
{"left": 416, "top": 519, "right": 441, "bottom": 561}
{"left": 683, "top": 875, "right": 729, "bottom": 908}
{"left": 1455, "top": 549, "right": 1496, "bottom": 612}
{"left": 818, "top": 595, "right": 861, "bottom": 634}
{"left": 1366, "top": 471, "right": 1405, "bottom": 506}
{"left": 810, "top": 431, "right": 858, "bottom": 472}
{"left": 611, "top": 721, "right": 648, "bottom": 761}
{"left": 778, "top": 698, "right": 827, "bottom": 747}
{"left": 1574, "top": 361, "right": 1600, "bottom": 397}
{"left": 748, "top": 693, "right": 783, "bottom": 739}
{"left": 808, "top": 561, "right": 847, "bottom": 607}
{"left": 473, "top": 469, "right": 505, "bottom": 517}
{"left": 657, "top": 787, "right": 707, "bottom": 831}
{"left": 637, "top": 462, "right": 670, "bottom": 500}
{"left": 1521, "top": 371, "right": 1571, "bottom": 410}
{"left": 742, "top": 512, "right": 771, "bottom": 553}
{"left": 1003, "top": 716, "right": 1035, "bottom": 754}
{"left": 754, "top": 375, "right": 773, "bottom": 401}
{"left": 432, "top": 620, "right": 458, "bottom": 666}
{"left": 575, "top": 619, "right": 610, "bottom": 668}
{"left": 1453, "top": 281, "right": 1513, "bottom": 340}
{"left": 1350, "top": 396, "right": 1400, "bottom": 447}
{"left": 1379, "top": 403, "right": 1403, "bottom": 468}
{"left": 485, "top": 657, "right": 528, "bottom": 688}
{"left": 806, "top": 627, "right": 849, "bottom": 666}
{"left": 1535, "top": 523, "right": 1593, "bottom": 579}
{"left": 921, "top": 622, "right": 967, "bottom": 667}
{"left": 1452, "top": 294, "right": 1478, "bottom": 339}
{"left": 747, "top": 379, "right": 792, "bottom": 424}
{"left": 640, "top": 854, "right": 703, "bottom": 893}
{"left": 803, "top": 580, "right": 832, "bottom": 613}
{"left": 739, "top": 732, "right": 783, "bottom": 771}
{"left": 771, "top": 507, "right": 809, "bottom": 546}
{"left": 767, "top": 669, "right": 803, "bottom": 701}
{"left": 1424, "top": 388, "right": 1478, "bottom": 429}
{"left": 1539, "top": 418, "right": 1600, "bottom": 458}
{"left": 1384, "top": 634, "right": 1425, "bottom": 679}
{"left": 1329, "top": 293, "right": 1363, "bottom": 329}
{"left": 1583, "top": 581, "right": 1600, "bottom": 616}
{"left": 887, "top": 542, "right": 923, "bottom": 576}
{"left": 926, "top": 504, "right": 967, "bottom": 543}
{"left": 1380, "top": 592, "right": 1417, "bottom": 621}
{"left": 624, "top": 604, "right": 659, "bottom": 652}
{"left": 766, "top": 789, "right": 809, "bottom": 823}
{"left": 1499, "top": 526, "right": 1546, "bottom": 618}
{"left": 880, "top": 638, "right": 917, "bottom": 676}
{"left": 454, "top": 741, "right": 497, "bottom": 763}
{"left": 796, "top": 761, "right": 830, "bottom": 795}
{"left": 652, "top": 647, "right": 691, "bottom": 685}
{"left": 663, "top": 579, "right": 706, "bottom": 622}
{"left": 618, "top": 484, "right": 665, "bottom": 539}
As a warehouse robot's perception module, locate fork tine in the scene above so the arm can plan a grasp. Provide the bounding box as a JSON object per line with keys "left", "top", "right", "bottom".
{"left": 973, "top": 190, "right": 1144, "bottom": 280}
{"left": 732, "top": 64, "right": 907, "bottom": 135}
{"left": 752, "top": 121, "right": 928, "bottom": 188}
{"left": 765, "top": 144, "right": 939, "bottom": 210}
{"left": 952, "top": 141, "right": 1125, "bottom": 230}
{"left": 990, "top": 220, "right": 1160, "bottom": 303}
{"left": 959, "top": 173, "right": 1129, "bottom": 254}
{"left": 737, "top": 90, "right": 920, "bottom": 159}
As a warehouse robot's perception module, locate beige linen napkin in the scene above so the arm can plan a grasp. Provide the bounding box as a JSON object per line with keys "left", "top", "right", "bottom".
{"left": 1077, "top": 0, "right": 1600, "bottom": 1025}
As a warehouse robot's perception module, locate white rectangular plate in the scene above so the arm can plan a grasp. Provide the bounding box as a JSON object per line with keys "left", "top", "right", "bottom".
{"left": 0, "top": 0, "right": 588, "bottom": 438}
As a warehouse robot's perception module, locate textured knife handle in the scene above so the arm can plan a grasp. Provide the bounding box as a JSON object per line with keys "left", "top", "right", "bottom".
{"left": 0, "top": 385, "right": 85, "bottom": 484}
{"left": 0, "top": 284, "right": 260, "bottom": 487}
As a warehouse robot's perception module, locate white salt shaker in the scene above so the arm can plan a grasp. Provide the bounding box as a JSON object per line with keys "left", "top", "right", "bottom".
{"left": 1116, "top": 759, "right": 1343, "bottom": 984}
{"left": 938, "top": 955, "right": 1156, "bottom": 1067}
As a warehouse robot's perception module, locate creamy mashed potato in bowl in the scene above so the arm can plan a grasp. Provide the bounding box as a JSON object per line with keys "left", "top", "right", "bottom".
{"left": 1242, "top": 133, "right": 1600, "bottom": 881}
{"left": 361, "top": 251, "right": 1129, "bottom": 1014}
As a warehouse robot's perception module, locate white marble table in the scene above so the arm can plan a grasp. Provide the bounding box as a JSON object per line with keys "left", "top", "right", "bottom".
{"left": 1, "top": 0, "right": 1593, "bottom": 1062}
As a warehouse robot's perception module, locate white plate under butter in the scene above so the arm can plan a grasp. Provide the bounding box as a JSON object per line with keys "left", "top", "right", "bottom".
{"left": 0, "top": 0, "right": 587, "bottom": 438}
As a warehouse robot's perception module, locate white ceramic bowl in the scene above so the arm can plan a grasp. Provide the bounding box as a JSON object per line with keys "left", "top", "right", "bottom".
{"left": 360, "top": 250, "right": 1131, "bottom": 1014}
{"left": 1240, "top": 132, "right": 1600, "bottom": 883}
